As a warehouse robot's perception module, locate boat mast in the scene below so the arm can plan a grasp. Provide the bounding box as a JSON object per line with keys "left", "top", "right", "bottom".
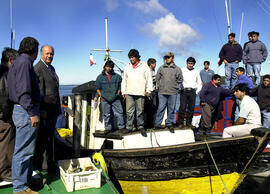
{"left": 239, "top": 12, "right": 244, "bottom": 44}
{"left": 10, "top": 0, "right": 14, "bottom": 48}
{"left": 225, "top": 0, "right": 231, "bottom": 34}
{"left": 90, "top": 17, "right": 125, "bottom": 72}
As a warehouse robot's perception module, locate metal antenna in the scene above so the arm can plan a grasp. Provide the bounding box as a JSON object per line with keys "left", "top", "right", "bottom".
{"left": 90, "top": 17, "right": 126, "bottom": 72}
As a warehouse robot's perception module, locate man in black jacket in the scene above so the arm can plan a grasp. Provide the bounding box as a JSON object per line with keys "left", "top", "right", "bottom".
{"left": 219, "top": 33, "right": 243, "bottom": 89}
{"left": 33, "top": 45, "right": 61, "bottom": 173}
{"left": 0, "top": 48, "right": 18, "bottom": 182}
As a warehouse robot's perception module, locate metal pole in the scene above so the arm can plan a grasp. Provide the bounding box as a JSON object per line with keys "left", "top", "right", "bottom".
{"left": 225, "top": 0, "right": 231, "bottom": 34}
{"left": 105, "top": 17, "right": 108, "bottom": 50}
{"left": 10, "top": 0, "right": 13, "bottom": 48}
{"left": 239, "top": 12, "right": 244, "bottom": 44}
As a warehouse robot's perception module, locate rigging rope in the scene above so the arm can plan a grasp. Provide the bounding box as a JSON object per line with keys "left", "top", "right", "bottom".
{"left": 204, "top": 139, "right": 230, "bottom": 194}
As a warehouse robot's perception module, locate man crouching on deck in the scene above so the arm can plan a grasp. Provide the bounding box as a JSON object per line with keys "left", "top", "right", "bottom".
{"left": 223, "top": 84, "right": 261, "bottom": 138}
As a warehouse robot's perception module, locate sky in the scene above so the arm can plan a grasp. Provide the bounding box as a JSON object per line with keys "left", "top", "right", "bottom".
{"left": 1, "top": 0, "right": 270, "bottom": 85}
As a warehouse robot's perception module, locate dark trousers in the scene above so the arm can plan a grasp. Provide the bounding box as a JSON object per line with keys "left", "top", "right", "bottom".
{"left": 144, "top": 91, "right": 158, "bottom": 129}
{"left": 178, "top": 90, "right": 196, "bottom": 125}
{"left": 33, "top": 104, "right": 58, "bottom": 171}
{"left": 0, "top": 120, "right": 15, "bottom": 179}
{"left": 201, "top": 103, "right": 216, "bottom": 130}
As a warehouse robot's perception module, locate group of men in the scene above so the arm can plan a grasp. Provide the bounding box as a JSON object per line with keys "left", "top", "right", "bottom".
{"left": 0, "top": 37, "right": 60, "bottom": 194}
{"left": 219, "top": 31, "right": 268, "bottom": 89}
{"left": 95, "top": 31, "right": 269, "bottom": 140}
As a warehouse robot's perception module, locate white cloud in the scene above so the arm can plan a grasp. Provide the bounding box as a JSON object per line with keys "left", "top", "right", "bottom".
{"left": 127, "top": 0, "right": 169, "bottom": 15}
{"left": 141, "top": 13, "right": 200, "bottom": 57}
{"left": 104, "top": 0, "right": 119, "bottom": 12}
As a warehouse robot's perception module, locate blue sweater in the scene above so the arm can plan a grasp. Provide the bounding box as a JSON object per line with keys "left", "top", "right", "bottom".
{"left": 237, "top": 74, "right": 253, "bottom": 89}
{"left": 200, "top": 82, "right": 232, "bottom": 107}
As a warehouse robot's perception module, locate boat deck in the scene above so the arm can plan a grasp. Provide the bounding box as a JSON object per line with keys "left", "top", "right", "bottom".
{"left": 0, "top": 170, "right": 119, "bottom": 194}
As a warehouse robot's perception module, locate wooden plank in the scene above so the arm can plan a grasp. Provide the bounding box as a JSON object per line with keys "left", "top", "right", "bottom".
{"left": 73, "top": 94, "right": 82, "bottom": 157}
{"left": 80, "top": 94, "right": 88, "bottom": 148}
{"left": 67, "top": 96, "right": 74, "bottom": 130}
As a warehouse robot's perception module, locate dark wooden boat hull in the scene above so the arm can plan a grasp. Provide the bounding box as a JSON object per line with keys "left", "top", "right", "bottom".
{"left": 102, "top": 128, "right": 270, "bottom": 181}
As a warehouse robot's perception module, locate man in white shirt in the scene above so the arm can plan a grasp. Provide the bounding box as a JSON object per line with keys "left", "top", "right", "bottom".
{"left": 178, "top": 57, "right": 202, "bottom": 128}
{"left": 121, "top": 49, "right": 153, "bottom": 135}
{"left": 223, "top": 84, "right": 261, "bottom": 138}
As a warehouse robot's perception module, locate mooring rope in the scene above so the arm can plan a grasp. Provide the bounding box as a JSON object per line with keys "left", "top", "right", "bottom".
{"left": 204, "top": 139, "right": 230, "bottom": 194}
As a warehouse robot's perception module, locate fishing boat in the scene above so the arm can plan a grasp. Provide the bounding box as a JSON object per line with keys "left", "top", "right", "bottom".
{"left": 46, "top": 80, "right": 266, "bottom": 194}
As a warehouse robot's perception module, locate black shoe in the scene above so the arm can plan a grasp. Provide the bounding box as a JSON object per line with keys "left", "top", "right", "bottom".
{"left": 2, "top": 176, "right": 12, "bottom": 182}
{"left": 139, "top": 128, "right": 147, "bottom": 137}
{"left": 167, "top": 126, "right": 175, "bottom": 133}
{"left": 154, "top": 125, "right": 164, "bottom": 130}
{"left": 178, "top": 124, "right": 185, "bottom": 129}
{"left": 104, "top": 130, "right": 111, "bottom": 135}
{"left": 186, "top": 124, "right": 195, "bottom": 129}
{"left": 120, "top": 128, "right": 129, "bottom": 134}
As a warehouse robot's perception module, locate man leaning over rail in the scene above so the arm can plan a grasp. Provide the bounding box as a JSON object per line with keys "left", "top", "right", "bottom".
{"left": 223, "top": 84, "right": 261, "bottom": 138}
{"left": 200, "top": 74, "right": 232, "bottom": 132}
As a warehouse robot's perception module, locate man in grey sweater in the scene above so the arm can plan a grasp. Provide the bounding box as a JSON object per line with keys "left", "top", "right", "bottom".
{"left": 154, "top": 52, "right": 183, "bottom": 132}
{"left": 243, "top": 31, "right": 268, "bottom": 86}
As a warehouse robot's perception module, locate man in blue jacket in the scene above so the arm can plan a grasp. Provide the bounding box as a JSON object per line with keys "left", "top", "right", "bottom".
{"left": 95, "top": 60, "right": 125, "bottom": 134}
{"left": 234, "top": 67, "right": 254, "bottom": 122}
{"left": 7, "top": 37, "right": 40, "bottom": 194}
{"left": 243, "top": 31, "right": 268, "bottom": 86}
{"left": 200, "top": 74, "right": 232, "bottom": 131}
{"left": 219, "top": 33, "right": 243, "bottom": 89}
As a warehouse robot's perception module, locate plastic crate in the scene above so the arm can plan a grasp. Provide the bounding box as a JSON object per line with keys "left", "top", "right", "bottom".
{"left": 59, "top": 157, "right": 102, "bottom": 192}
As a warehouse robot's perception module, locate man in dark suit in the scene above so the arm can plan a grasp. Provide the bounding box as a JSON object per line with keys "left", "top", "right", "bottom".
{"left": 33, "top": 45, "right": 61, "bottom": 173}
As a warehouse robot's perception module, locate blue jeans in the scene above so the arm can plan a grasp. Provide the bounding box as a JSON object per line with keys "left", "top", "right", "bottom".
{"left": 101, "top": 99, "right": 125, "bottom": 131}
{"left": 261, "top": 110, "right": 270, "bottom": 129}
{"left": 12, "top": 105, "right": 38, "bottom": 192}
{"left": 225, "top": 62, "right": 238, "bottom": 89}
{"left": 247, "top": 63, "right": 261, "bottom": 86}
{"left": 155, "top": 93, "right": 177, "bottom": 127}
{"left": 126, "top": 95, "right": 145, "bottom": 130}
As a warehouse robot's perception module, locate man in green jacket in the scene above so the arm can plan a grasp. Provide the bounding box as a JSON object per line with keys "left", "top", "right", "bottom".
{"left": 95, "top": 60, "right": 125, "bottom": 134}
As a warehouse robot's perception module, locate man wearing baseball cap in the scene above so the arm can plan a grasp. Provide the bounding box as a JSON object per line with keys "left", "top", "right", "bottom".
{"left": 154, "top": 52, "right": 183, "bottom": 132}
